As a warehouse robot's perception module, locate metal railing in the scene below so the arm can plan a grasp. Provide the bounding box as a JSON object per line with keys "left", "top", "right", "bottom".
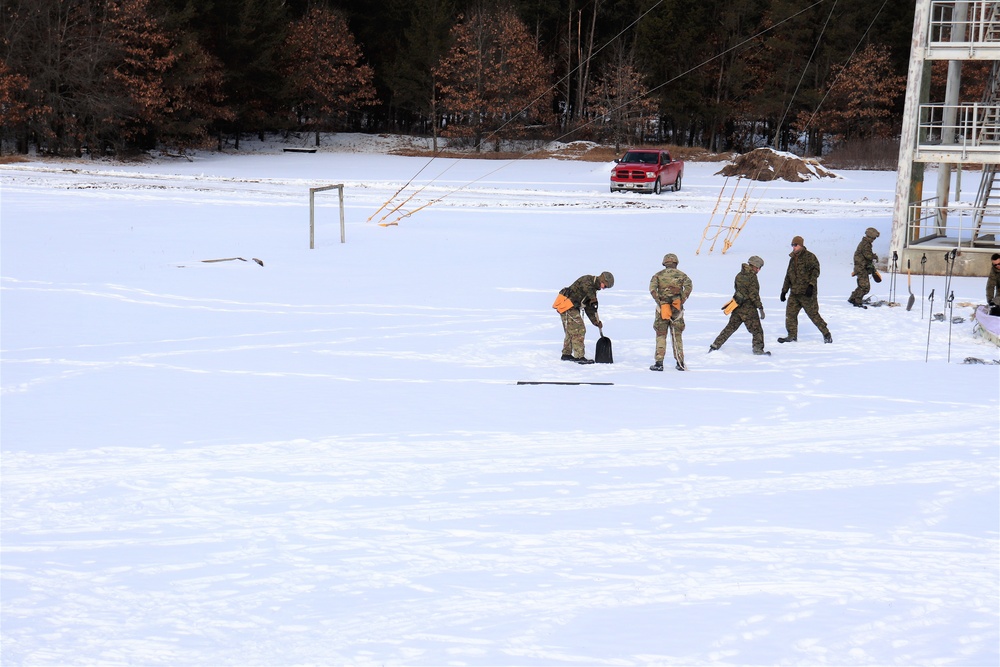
{"left": 917, "top": 103, "right": 1000, "bottom": 153}
{"left": 907, "top": 198, "right": 1000, "bottom": 248}
{"left": 929, "top": 1, "right": 1000, "bottom": 46}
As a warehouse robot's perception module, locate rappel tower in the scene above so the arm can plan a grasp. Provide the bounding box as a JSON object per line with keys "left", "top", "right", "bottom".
{"left": 892, "top": 0, "right": 1000, "bottom": 276}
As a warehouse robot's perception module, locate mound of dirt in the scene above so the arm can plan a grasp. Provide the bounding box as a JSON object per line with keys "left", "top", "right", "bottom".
{"left": 715, "top": 147, "right": 836, "bottom": 182}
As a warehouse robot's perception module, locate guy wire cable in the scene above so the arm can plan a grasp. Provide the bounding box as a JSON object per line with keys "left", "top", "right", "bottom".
{"left": 712, "top": 0, "right": 891, "bottom": 252}
{"left": 794, "top": 0, "right": 892, "bottom": 135}
{"left": 382, "top": 0, "right": 827, "bottom": 224}
{"left": 371, "top": 0, "right": 665, "bottom": 223}
{"left": 380, "top": 0, "right": 829, "bottom": 226}
{"left": 772, "top": 0, "right": 839, "bottom": 147}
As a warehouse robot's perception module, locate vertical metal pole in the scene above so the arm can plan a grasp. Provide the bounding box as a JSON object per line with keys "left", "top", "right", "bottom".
{"left": 339, "top": 185, "right": 346, "bottom": 244}
{"left": 946, "top": 290, "right": 955, "bottom": 362}
{"left": 309, "top": 184, "right": 345, "bottom": 247}
{"left": 309, "top": 188, "right": 316, "bottom": 249}
{"left": 892, "top": 0, "right": 933, "bottom": 261}
{"left": 925, "top": 289, "right": 936, "bottom": 362}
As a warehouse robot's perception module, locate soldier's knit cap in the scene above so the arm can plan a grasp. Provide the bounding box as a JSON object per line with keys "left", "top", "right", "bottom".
{"left": 791, "top": 235, "right": 804, "bottom": 246}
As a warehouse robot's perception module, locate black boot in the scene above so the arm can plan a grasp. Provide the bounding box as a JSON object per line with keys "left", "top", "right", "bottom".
{"left": 649, "top": 361, "right": 663, "bottom": 371}
{"left": 560, "top": 354, "right": 575, "bottom": 361}
{"left": 575, "top": 357, "right": 595, "bottom": 364}
{"left": 777, "top": 336, "right": 796, "bottom": 343}
{"left": 823, "top": 332, "right": 833, "bottom": 344}
{"left": 675, "top": 361, "right": 686, "bottom": 371}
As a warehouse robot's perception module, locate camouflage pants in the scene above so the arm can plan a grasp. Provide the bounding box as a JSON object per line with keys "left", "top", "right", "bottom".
{"left": 849, "top": 272, "right": 871, "bottom": 304}
{"left": 561, "top": 308, "right": 586, "bottom": 357}
{"left": 712, "top": 306, "right": 764, "bottom": 353}
{"left": 784, "top": 292, "right": 829, "bottom": 338}
{"left": 653, "top": 310, "right": 685, "bottom": 366}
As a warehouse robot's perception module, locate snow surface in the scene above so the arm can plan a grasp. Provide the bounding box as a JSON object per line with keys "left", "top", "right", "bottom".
{"left": 2, "top": 134, "right": 998, "bottom": 666}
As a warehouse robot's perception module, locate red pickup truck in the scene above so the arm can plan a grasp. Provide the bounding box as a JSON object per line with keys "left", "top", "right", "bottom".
{"left": 610, "top": 149, "right": 684, "bottom": 194}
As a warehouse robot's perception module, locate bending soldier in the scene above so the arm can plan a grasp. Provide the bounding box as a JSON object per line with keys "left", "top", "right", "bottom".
{"left": 849, "top": 227, "right": 880, "bottom": 307}
{"left": 553, "top": 271, "right": 614, "bottom": 364}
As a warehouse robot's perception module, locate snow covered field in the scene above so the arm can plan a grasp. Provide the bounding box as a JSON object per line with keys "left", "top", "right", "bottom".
{"left": 2, "top": 135, "right": 998, "bottom": 666}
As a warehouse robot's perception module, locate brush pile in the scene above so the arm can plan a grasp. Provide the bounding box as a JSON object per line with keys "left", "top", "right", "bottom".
{"left": 716, "top": 147, "right": 837, "bottom": 182}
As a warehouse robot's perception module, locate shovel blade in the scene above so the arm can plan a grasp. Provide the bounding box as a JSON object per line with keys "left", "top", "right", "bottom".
{"left": 906, "top": 293, "right": 916, "bottom": 311}
{"left": 595, "top": 336, "right": 614, "bottom": 363}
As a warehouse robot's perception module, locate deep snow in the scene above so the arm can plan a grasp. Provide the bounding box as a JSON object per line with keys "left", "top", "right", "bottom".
{"left": 1, "top": 134, "right": 998, "bottom": 666}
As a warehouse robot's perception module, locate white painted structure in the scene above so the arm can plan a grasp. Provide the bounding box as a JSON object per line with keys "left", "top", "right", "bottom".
{"left": 892, "top": 0, "right": 1000, "bottom": 275}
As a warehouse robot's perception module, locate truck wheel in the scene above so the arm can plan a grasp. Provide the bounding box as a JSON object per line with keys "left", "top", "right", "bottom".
{"left": 672, "top": 174, "right": 682, "bottom": 192}
{"left": 653, "top": 179, "right": 661, "bottom": 195}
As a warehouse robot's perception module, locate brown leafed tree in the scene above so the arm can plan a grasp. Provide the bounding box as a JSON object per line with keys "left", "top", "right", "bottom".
{"left": 587, "top": 45, "right": 657, "bottom": 151}
{"left": 794, "top": 43, "right": 906, "bottom": 145}
{"left": 154, "top": 27, "right": 231, "bottom": 151}
{"left": 0, "top": 59, "right": 48, "bottom": 154}
{"left": 434, "top": 8, "right": 553, "bottom": 150}
{"left": 280, "top": 7, "right": 377, "bottom": 143}
{"left": 104, "top": 0, "right": 177, "bottom": 147}
{"left": 2, "top": 0, "right": 177, "bottom": 155}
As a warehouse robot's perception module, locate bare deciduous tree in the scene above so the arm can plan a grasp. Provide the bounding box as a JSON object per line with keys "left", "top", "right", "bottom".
{"left": 587, "top": 45, "right": 656, "bottom": 151}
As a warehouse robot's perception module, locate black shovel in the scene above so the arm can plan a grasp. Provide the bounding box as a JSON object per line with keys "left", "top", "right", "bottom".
{"left": 906, "top": 259, "right": 915, "bottom": 311}
{"left": 595, "top": 327, "right": 614, "bottom": 363}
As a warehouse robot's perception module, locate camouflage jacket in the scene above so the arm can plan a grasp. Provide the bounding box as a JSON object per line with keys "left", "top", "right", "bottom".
{"left": 560, "top": 274, "right": 602, "bottom": 325}
{"left": 853, "top": 236, "right": 877, "bottom": 274}
{"left": 782, "top": 246, "right": 821, "bottom": 295}
{"left": 733, "top": 263, "right": 762, "bottom": 310}
{"left": 649, "top": 267, "right": 693, "bottom": 305}
{"left": 988, "top": 265, "right": 1000, "bottom": 305}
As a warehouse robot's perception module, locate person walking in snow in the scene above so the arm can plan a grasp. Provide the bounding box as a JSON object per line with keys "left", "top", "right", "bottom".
{"left": 848, "top": 227, "right": 880, "bottom": 307}
{"left": 710, "top": 255, "right": 770, "bottom": 356}
{"left": 649, "top": 253, "right": 693, "bottom": 371}
{"left": 779, "top": 235, "right": 832, "bottom": 344}
{"left": 987, "top": 253, "right": 1000, "bottom": 315}
{"left": 553, "top": 271, "right": 614, "bottom": 364}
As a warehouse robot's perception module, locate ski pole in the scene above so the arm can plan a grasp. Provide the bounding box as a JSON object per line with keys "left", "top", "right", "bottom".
{"left": 920, "top": 253, "right": 927, "bottom": 319}
{"left": 941, "top": 251, "right": 950, "bottom": 313}
{"left": 925, "top": 289, "right": 935, "bottom": 362}
{"left": 946, "top": 290, "right": 955, "bottom": 363}
{"left": 943, "top": 248, "right": 957, "bottom": 298}
{"left": 890, "top": 251, "right": 898, "bottom": 305}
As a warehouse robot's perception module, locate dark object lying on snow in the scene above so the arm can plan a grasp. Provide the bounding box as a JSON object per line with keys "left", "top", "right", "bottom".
{"left": 201, "top": 257, "right": 264, "bottom": 266}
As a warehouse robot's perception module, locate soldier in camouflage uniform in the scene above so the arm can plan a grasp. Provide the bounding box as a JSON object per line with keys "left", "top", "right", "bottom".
{"left": 848, "top": 227, "right": 880, "bottom": 307}
{"left": 709, "top": 255, "right": 770, "bottom": 356}
{"left": 649, "top": 253, "right": 693, "bottom": 371}
{"left": 556, "top": 271, "right": 614, "bottom": 364}
{"left": 779, "top": 235, "right": 832, "bottom": 344}
{"left": 987, "top": 253, "right": 1000, "bottom": 314}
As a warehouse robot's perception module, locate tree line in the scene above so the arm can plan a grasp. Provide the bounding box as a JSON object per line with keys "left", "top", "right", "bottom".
{"left": 1, "top": 0, "right": 915, "bottom": 157}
